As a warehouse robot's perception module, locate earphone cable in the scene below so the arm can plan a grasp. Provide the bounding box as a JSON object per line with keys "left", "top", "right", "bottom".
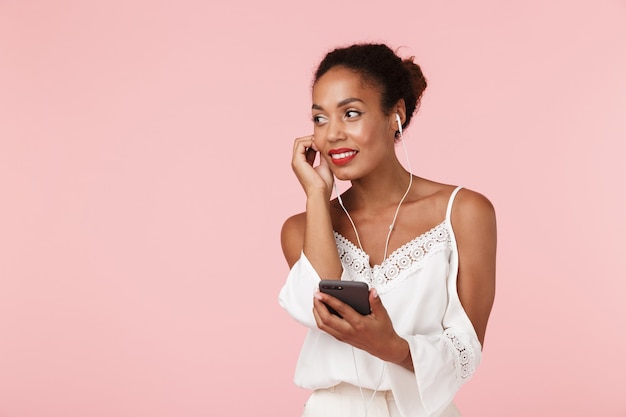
{"left": 352, "top": 346, "right": 385, "bottom": 417}
{"left": 332, "top": 122, "right": 413, "bottom": 416}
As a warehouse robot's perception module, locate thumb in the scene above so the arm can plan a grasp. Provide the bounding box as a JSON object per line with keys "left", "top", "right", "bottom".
{"left": 369, "top": 288, "right": 386, "bottom": 315}
{"left": 316, "top": 157, "right": 334, "bottom": 189}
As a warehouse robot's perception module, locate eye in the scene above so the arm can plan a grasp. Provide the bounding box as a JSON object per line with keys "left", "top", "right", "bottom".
{"left": 312, "top": 114, "right": 328, "bottom": 125}
{"left": 345, "top": 110, "right": 362, "bottom": 119}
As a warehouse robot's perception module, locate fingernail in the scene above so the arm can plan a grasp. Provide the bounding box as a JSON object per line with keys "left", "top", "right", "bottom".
{"left": 314, "top": 292, "right": 323, "bottom": 300}
{"left": 372, "top": 288, "right": 379, "bottom": 298}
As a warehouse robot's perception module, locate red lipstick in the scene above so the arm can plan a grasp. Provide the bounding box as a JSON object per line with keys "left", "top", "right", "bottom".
{"left": 329, "top": 148, "right": 358, "bottom": 166}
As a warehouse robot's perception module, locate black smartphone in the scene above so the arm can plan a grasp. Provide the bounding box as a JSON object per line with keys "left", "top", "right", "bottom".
{"left": 319, "top": 280, "right": 371, "bottom": 317}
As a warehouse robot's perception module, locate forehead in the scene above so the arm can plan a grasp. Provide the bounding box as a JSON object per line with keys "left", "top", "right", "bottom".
{"left": 312, "top": 67, "right": 382, "bottom": 107}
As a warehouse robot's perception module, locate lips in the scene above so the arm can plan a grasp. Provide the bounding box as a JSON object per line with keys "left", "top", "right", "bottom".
{"left": 329, "top": 148, "right": 358, "bottom": 165}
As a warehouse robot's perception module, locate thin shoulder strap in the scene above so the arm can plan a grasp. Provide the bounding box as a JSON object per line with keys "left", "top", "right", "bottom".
{"left": 446, "top": 186, "right": 463, "bottom": 223}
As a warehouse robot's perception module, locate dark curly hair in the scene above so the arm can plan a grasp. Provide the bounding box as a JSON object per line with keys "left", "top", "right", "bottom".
{"left": 314, "top": 43, "right": 427, "bottom": 134}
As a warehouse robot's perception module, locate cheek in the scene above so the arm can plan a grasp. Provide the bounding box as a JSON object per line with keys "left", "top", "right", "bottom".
{"left": 351, "top": 124, "right": 389, "bottom": 148}
{"left": 312, "top": 125, "right": 324, "bottom": 143}
{"left": 345, "top": 124, "right": 370, "bottom": 143}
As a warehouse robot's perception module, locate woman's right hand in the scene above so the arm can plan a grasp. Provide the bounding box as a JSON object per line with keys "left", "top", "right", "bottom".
{"left": 292, "top": 135, "right": 334, "bottom": 199}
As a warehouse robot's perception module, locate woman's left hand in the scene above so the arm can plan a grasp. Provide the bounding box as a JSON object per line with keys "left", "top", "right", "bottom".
{"left": 313, "top": 288, "right": 412, "bottom": 370}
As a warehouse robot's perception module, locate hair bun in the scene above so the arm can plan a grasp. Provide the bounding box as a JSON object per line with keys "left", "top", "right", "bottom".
{"left": 403, "top": 57, "right": 427, "bottom": 106}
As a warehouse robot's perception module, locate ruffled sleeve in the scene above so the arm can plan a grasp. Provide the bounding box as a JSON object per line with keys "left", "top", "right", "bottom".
{"left": 388, "top": 312, "right": 482, "bottom": 416}
{"left": 278, "top": 252, "right": 350, "bottom": 329}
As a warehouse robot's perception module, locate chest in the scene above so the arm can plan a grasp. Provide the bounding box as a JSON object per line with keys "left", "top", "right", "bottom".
{"left": 335, "top": 221, "right": 452, "bottom": 294}
{"left": 331, "top": 199, "right": 446, "bottom": 266}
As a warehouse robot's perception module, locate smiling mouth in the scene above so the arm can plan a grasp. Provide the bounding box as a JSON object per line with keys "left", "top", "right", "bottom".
{"left": 330, "top": 151, "right": 358, "bottom": 160}
{"left": 329, "top": 150, "right": 358, "bottom": 165}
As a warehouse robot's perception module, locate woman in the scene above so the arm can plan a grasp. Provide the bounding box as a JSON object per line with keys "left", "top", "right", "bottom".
{"left": 279, "top": 43, "right": 496, "bottom": 417}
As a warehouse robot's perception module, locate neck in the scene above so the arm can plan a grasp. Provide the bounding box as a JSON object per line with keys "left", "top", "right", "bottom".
{"left": 334, "top": 158, "right": 414, "bottom": 259}
{"left": 343, "top": 161, "right": 413, "bottom": 211}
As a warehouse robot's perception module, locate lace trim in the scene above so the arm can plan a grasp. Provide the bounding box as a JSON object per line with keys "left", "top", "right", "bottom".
{"left": 334, "top": 221, "right": 451, "bottom": 292}
{"left": 444, "top": 329, "right": 475, "bottom": 384}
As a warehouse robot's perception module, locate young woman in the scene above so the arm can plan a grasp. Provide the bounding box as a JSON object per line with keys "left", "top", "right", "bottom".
{"left": 279, "top": 43, "right": 496, "bottom": 417}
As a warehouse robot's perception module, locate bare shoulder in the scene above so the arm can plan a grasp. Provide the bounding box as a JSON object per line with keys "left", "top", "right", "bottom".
{"left": 280, "top": 211, "right": 307, "bottom": 268}
{"left": 451, "top": 187, "right": 496, "bottom": 231}
{"left": 410, "top": 179, "right": 469, "bottom": 218}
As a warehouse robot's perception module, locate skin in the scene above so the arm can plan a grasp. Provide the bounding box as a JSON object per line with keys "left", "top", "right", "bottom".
{"left": 281, "top": 66, "right": 497, "bottom": 372}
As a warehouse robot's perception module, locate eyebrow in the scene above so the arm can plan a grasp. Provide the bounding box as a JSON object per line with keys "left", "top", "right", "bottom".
{"left": 312, "top": 97, "right": 365, "bottom": 110}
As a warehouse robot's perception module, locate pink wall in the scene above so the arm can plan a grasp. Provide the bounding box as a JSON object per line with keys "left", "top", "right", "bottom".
{"left": 1, "top": 0, "right": 625, "bottom": 416}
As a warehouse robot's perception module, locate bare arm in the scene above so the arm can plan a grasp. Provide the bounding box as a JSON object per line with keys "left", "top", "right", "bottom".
{"left": 452, "top": 189, "right": 497, "bottom": 347}
{"left": 282, "top": 135, "right": 342, "bottom": 278}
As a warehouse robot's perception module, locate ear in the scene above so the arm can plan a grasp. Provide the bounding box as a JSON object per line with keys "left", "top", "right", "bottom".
{"left": 394, "top": 99, "right": 407, "bottom": 127}
{"left": 390, "top": 99, "right": 407, "bottom": 137}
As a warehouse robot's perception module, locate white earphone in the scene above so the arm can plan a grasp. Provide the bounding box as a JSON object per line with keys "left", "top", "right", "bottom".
{"left": 395, "top": 113, "right": 403, "bottom": 136}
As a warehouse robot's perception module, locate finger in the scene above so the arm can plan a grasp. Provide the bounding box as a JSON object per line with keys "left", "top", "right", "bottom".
{"left": 313, "top": 296, "right": 346, "bottom": 333}
{"left": 368, "top": 288, "right": 388, "bottom": 318}
{"left": 317, "top": 291, "right": 362, "bottom": 323}
{"left": 312, "top": 298, "right": 323, "bottom": 326}
{"left": 313, "top": 306, "right": 343, "bottom": 341}
{"left": 314, "top": 155, "right": 335, "bottom": 188}
{"left": 293, "top": 135, "right": 315, "bottom": 155}
{"left": 317, "top": 152, "right": 329, "bottom": 168}
{"left": 313, "top": 293, "right": 337, "bottom": 321}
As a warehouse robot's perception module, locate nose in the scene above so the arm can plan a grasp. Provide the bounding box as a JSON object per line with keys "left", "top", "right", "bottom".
{"left": 326, "top": 118, "right": 345, "bottom": 142}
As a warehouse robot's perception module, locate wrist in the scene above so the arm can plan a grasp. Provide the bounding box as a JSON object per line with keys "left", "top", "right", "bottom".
{"left": 306, "top": 188, "right": 332, "bottom": 205}
{"left": 388, "top": 337, "right": 411, "bottom": 367}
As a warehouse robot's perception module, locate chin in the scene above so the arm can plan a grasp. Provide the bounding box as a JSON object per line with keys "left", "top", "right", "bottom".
{"left": 332, "top": 170, "right": 358, "bottom": 182}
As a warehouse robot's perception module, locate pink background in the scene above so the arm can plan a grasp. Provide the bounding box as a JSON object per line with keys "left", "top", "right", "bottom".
{"left": 1, "top": 0, "right": 625, "bottom": 416}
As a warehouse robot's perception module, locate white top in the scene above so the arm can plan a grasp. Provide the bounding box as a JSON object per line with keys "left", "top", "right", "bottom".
{"left": 279, "top": 186, "right": 482, "bottom": 417}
